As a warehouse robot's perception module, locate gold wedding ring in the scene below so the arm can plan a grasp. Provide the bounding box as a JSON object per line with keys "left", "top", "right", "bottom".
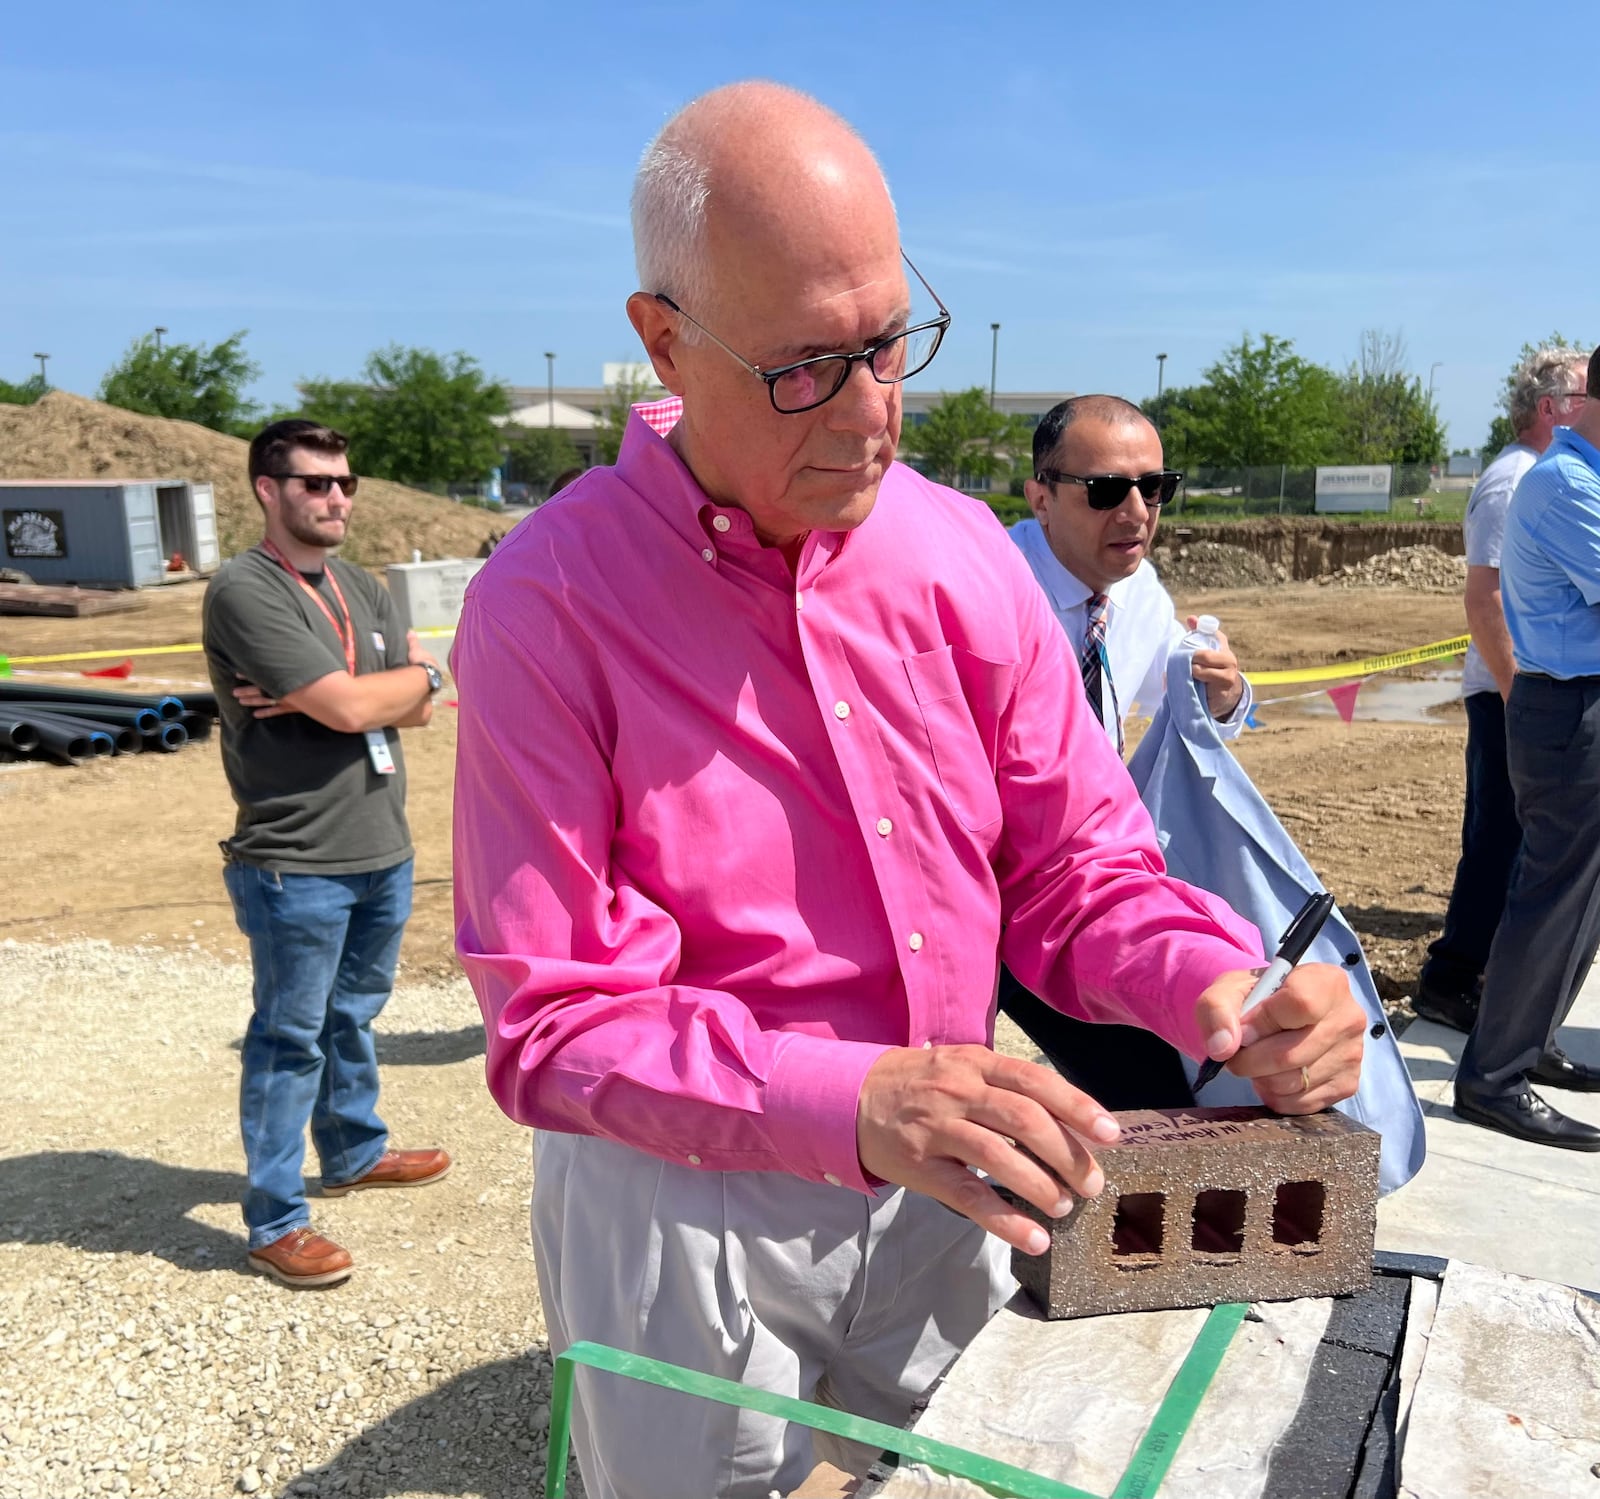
{"left": 1301, "top": 1065, "right": 1311, "bottom": 1093}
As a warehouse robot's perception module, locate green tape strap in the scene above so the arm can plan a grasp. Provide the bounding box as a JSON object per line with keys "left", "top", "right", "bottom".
{"left": 0, "top": 655, "right": 10, "bottom": 678}
{"left": 543, "top": 1339, "right": 1097, "bottom": 1499}
{"left": 545, "top": 1303, "right": 1247, "bottom": 1499}
{"left": 1109, "top": 1302, "right": 1249, "bottom": 1498}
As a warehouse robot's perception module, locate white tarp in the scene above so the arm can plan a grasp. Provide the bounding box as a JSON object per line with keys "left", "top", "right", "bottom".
{"left": 1397, "top": 1260, "right": 1600, "bottom": 1499}
{"left": 875, "top": 1294, "right": 1333, "bottom": 1498}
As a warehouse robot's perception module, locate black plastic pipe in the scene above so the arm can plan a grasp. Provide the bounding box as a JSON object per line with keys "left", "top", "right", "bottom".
{"left": 21, "top": 708, "right": 137, "bottom": 755}
{"left": 8, "top": 712, "right": 103, "bottom": 764}
{"left": 0, "top": 717, "right": 42, "bottom": 753}
{"left": 153, "top": 721, "right": 189, "bottom": 753}
{"left": 1, "top": 699, "right": 163, "bottom": 736}
{"left": 177, "top": 689, "right": 219, "bottom": 718}
{"left": 0, "top": 681, "right": 184, "bottom": 721}
{"left": 179, "top": 712, "right": 213, "bottom": 743}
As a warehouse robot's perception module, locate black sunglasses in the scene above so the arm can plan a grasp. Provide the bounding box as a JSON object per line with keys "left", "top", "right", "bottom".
{"left": 269, "top": 473, "right": 359, "bottom": 496}
{"left": 1036, "top": 469, "right": 1183, "bottom": 510}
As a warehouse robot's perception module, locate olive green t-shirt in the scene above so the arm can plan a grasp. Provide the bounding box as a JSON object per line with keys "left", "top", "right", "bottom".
{"left": 202, "top": 546, "right": 413, "bottom": 875}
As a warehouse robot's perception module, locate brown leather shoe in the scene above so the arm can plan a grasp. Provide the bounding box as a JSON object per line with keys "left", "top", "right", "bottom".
{"left": 322, "top": 1147, "right": 452, "bottom": 1196}
{"left": 247, "top": 1227, "right": 353, "bottom": 1288}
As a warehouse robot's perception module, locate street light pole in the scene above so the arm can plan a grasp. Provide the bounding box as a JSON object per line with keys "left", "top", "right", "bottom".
{"left": 989, "top": 323, "right": 1000, "bottom": 409}
{"left": 33, "top": 353, "right": 49, "bottom": 384}
{"left": 154, "top": 326, "right": 168, "bottom": 354}
{"left": 1428, "top": 361, "right": 1442, "bottom": 402}
{"left": 1156, "top": 352, "right": 1168, "bottom": 404}
{"left": 544, "top": 351, "right": 556, "bottom": 428}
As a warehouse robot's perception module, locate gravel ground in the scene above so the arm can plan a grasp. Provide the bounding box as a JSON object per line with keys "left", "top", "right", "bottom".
{"left": 0, "top": 940, "right": 584, "bottom": 1499}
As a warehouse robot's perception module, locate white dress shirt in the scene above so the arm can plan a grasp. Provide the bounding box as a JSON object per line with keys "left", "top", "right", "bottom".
{"left": 1009, "top": 517, "right": 1252, "bottom": 744}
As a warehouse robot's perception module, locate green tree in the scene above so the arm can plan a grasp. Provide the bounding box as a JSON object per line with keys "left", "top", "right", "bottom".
{"left": 1335, "top": 330, "right": 1445, "bottom": 466}
{"left": 1152, "top": 334, "right": 1342, "bottom": 468}
{"left": 503, "top": 426, "right": 582, "bottom": 496}
{"left": 596, "top": 365, "right": 661, "bottom": 464}
{"left": 99, "top": 331, "right": 259, "bottom": 433}
{"left": 897, "top": 387, "right": 1031, "bottom": 489}
{"left": 0, "top": 372, "right": 48, "bottom": 405}
{"left": 298, "top": 346, "right": 510, "bottom": 490}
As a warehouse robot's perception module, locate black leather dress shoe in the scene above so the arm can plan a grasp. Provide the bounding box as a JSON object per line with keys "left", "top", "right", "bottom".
{"left": 1411, "top": 977, "right": 1479, "bottom": 1034}
{"left": 1527, "top": 1046, "right": 1600, "bottom": 1092}
{"left": 1453, "top": 1083, "right": 1600, "bottom": 1150}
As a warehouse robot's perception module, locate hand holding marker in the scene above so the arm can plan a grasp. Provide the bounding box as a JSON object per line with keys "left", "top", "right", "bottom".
{"left": 1194, "top": 890, "right": 1338, "bottom": 1094}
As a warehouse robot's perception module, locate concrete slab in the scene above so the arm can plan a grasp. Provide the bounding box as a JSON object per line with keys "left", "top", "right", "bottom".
{"left": 1377, "top": 962, "right": 1600, "bottom": 1292}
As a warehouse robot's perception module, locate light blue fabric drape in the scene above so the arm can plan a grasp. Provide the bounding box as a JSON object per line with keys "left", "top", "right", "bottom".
{"left": 1127, "top": 647, "right": 1426, "bottom": 1194}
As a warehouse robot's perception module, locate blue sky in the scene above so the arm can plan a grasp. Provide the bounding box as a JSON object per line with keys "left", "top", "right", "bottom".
{"left": 3, "top": 1, "right": 1595, "bottom": 452}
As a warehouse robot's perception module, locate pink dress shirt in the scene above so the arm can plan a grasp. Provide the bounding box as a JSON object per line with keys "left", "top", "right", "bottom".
{"left": 452, "top": 414, "right": 1264, "bottom": 1193}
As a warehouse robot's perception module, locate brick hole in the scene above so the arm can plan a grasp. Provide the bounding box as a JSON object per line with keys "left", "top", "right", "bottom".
{"left": 1111, "top": 1192, "right": 1165, "bottom": 1258}
{"left": 1271, "top": 1180, "right": 1326, "bottom": 1248}
{"left": 1191, "top": 1189, "right": 1247, "bottom": 1255}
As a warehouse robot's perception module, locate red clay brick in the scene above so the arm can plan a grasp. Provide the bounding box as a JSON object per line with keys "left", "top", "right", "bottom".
{"left": 1009, "top": 1106, "right": 1380, "bottom": 1319}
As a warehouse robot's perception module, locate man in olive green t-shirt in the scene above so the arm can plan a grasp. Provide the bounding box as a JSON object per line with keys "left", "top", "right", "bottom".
{"left": 203, "top": 419, "right": 453, "bottom": 1288}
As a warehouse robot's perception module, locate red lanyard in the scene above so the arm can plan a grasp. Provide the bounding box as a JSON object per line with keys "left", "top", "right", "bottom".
{"left": 259, "top": 540, "right": 357, "bottom": 675}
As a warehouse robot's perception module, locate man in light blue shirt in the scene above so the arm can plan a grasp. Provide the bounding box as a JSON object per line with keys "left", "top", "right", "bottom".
{"left": 1416, "top": 347, "right": 1587, "bottom": 1032}
{"left": 1455, "top": 345, "right": 1600, "bottom": 1150}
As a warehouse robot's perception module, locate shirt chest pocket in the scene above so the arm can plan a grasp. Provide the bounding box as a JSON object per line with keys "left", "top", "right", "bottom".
{"left": 903, "top": 645, "right": 1011, "bottom": 833}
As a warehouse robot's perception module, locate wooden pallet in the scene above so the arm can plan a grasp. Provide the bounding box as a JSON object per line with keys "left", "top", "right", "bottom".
{"left": 0, "top": 584, "right": 139, "bottom": 618}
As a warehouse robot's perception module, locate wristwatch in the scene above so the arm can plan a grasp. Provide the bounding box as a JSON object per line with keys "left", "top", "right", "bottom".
{"left": 419, "top": 661, "right": 444, "bottom": 694}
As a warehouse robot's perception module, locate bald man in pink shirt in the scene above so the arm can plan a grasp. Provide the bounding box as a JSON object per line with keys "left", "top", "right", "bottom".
{"left": 451, "top": 83, "right": 1367, "bottom": 1499}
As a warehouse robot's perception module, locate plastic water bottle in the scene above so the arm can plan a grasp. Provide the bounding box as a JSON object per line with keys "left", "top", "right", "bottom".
{"left": 1181, "top": 613, "right": 1221, "bottom": 652}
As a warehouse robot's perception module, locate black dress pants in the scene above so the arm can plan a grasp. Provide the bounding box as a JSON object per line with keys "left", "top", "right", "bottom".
{"left": 1461, "top": 673, "right": 1600, "bottom": 1095}
{"left": 1421, "top": 691, "right": 1522, "bottom": 996}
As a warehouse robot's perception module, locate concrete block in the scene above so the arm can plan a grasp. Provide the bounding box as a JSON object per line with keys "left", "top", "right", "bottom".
{"left": 384, "top": 558, "right": 485, "bottom": 635}
{"left": 1009, "top": 1106, "right": 1380, "bottom": 1319}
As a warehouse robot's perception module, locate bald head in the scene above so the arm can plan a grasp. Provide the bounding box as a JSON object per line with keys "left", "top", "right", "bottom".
{"left": 632, "top": 82, "right": 898, "bottom": 317}
{"left": 623, "top": 83, "right": 914, "bottom": 547}
{"left": 1032, "top": 395, "right": 1153, "bottom": 476}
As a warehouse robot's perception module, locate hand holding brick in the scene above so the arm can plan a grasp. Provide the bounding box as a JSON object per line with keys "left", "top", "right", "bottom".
{"left": 856, "top": 1045, "right": 1124, "bottom": 1256}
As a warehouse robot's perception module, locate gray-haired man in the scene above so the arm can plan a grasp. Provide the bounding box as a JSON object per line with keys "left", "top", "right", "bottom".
{"left": 1416, "top": 346, "right": 1588, "bottom": 1030}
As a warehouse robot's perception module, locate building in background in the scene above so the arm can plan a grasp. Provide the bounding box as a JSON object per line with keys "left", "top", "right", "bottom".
{"left": 501, "top": 370, "right": 1074, "bottom": 496}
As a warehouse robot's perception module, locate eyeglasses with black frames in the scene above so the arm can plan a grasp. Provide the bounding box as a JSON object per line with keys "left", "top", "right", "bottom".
{"left": 653, "top": 252, "right": 951, "bottom": 415}
{"left": 1036, "top": 469, "right": 1184, "bottom": 511}
{"left": 269, "top": 474, "right": 359, "bottom": 497}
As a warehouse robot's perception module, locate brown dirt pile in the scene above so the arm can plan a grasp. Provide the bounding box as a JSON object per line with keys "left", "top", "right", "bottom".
{"left": 0, "top": 392, "right": 502, "bottom": 566}
{"left": 1155, "top": 541, "right": 1288, "bottom": 590}
{"left": 1316, "top": 545, "right": 1467, "bottom": 593}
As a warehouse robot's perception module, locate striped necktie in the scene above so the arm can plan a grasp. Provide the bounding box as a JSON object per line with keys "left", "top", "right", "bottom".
{"left": 1080, "top": 593, "right": 1124, "bottom": 755}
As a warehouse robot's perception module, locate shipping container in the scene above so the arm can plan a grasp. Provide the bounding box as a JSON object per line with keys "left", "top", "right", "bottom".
{"left": 0, "top": 480, "right": 221, "bottom": 587}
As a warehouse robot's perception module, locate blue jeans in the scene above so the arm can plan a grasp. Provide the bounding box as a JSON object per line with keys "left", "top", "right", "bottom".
{"left": 1422, "top": 692, "right": 1522, "bottom": 996}
{"left": 224, "top": 858, "right": 413, "bottom": 1249}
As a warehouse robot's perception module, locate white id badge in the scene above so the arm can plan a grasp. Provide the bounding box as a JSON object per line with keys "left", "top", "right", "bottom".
{"left": 365, "top": 729, "right": 397, "bottom": 775}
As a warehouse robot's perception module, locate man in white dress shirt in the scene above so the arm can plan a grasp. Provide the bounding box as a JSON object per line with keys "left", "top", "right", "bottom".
{"left": 1009, "top": 394, "right": 1249, "bottom": 746}
{"left": 1002, "top": 394, "right": 1250, "bottom": 1106}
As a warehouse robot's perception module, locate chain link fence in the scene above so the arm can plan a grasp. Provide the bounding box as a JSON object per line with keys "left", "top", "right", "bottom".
{"left": 1172, "top": 463, "right": 1435, "bottom": 517}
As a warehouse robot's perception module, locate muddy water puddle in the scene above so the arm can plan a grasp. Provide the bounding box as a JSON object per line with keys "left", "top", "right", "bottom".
{"left": 1274, "top": 669, "right": 1466, "bottom": 725}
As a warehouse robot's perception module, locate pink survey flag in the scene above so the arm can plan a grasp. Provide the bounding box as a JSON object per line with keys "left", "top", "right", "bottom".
{"left": 1326, "top": 681, "right": 1361, "bottom": 724}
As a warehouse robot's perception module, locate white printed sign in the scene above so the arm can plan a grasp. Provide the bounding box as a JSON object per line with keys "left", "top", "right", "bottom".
{"left": 1315, "top": 465, "right": 1393, "bottom": 514}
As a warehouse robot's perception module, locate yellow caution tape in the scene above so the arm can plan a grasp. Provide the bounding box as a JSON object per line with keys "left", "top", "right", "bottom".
{"left": 1249, "top": 634, "right": 1471, "bottom": 685}
{"left": 7, "top": 642, "right": 205, "bottom": 665}
{"left": 4, "top": 628, "right": 1467, "bottom": 683}
{"left": 5, "top": 624, "right": 457, "bottom": 667}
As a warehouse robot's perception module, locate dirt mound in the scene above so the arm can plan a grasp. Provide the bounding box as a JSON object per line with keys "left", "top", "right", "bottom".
{"left": 1316, "top": 545, "right": 1467, "bottom": 593}
{"left": 0, "top": 392, "right": 501, "bottom": 566}
{"left": 1154, "top": 540, "right": 1288, "bottom": 590}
